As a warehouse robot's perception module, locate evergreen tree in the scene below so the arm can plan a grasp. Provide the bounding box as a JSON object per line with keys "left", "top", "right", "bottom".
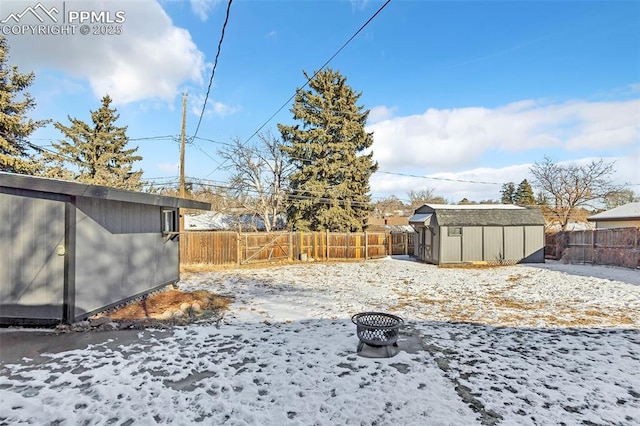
{"left": 535, "top": 191, "right": 548, "bottom": 206}
{"left": 0, "top": 35, "right": 49, "bottom": 174}
{"left": 500, "top": 182, "right": 515, "bottom": 204}
{"left": 48, "top": 95, "right": 143, "bottom": 190}
{"left": 278, "top": 68, "right": 377, "bottom": 231}
{"left": 514, "top": 179, "right": 535, "bottom": 204}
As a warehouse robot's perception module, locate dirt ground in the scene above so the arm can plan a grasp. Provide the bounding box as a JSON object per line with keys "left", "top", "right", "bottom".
{"left": 95, "top": 288, "right": 232, "bottom": 322}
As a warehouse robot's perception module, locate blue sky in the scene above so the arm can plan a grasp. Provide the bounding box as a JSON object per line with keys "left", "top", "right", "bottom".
{"left": 2, "top": 0, "right": 638, "bottom": 203}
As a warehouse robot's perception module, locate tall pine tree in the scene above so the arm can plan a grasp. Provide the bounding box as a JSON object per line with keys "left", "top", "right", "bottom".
{"left": 0, "top": 35, "right": 49, "bottom": 174}
{"left": 278, "top": 68, "right": 377, "bottom": 231}
{"left": 514, "top": 179, "right": 535, "bottom": 204}
{"left": 49, "top": 95, "right": 143, "bottom": 190}
{"left": 500, "top": 182, "right": 515, "bottom": 204}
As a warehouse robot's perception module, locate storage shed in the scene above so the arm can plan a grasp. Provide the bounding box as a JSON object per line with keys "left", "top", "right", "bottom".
{"left": 0, "top": 172, "right": 210, "bottom": 325}
{"left": 409, "top": 204, "right": 545, "bottom": 265}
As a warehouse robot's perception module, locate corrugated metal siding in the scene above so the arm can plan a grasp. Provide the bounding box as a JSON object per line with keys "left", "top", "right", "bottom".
{"left": 504, "top": 226, "right": 524, "bottom": 261}
{"left": 73, "top": 198, "right": 178, "bottom": 316}
{"left": 432, "top": 228, "right": 440, "bottom": 263}
{"left": 440, "top": 226, "right": 462, "bottom": 263}
{"left": 483, "top": 227, "right": 503, "bottom": 261}
{"left": 524, "top": 225, "right": 545, "bottom": 262}
{"left": 0, "top": 193, "right": 65, "bottom": 320}
{"left": 462, "top": 226, "right": 482, "bottom": 262}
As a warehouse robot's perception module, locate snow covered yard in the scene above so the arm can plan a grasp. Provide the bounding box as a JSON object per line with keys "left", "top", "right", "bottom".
{"left": 1, "top": 257, "right": 639, "bottom": 425}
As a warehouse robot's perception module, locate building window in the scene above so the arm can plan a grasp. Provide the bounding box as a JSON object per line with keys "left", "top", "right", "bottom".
{"left": 162, "top": 208, "right": 177, "bottom": 234}
{"left": 448, "top": 226, "right": 462, "bottom": 237}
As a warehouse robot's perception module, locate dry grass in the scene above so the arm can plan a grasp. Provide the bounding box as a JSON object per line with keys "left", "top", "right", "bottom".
{"left": 101, "top": 288, "right": 233, "bottom": 321}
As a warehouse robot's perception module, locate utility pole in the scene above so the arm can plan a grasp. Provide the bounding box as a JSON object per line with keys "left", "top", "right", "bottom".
{"left": 179, "top": 93, "right": 187, "bottom": 233}
{"left": 179, "top": 92, "right": 187, "bottom": 198}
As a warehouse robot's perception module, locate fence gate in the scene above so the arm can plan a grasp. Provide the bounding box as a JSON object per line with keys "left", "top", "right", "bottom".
{"left": 241, "top": 231, "right": 290, "bottom": 264}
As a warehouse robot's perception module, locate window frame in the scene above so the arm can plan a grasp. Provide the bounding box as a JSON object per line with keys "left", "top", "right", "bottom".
{"left": 447, "top": 226, "right": 462, "bottom": 237}
{"left": 161, "top": 208, "right": 178, "bottom": 235}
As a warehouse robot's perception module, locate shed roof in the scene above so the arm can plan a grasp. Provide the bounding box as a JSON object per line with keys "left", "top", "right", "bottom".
{"left": 587, "top": 202, "right": 640, "bottom": 222}
{"left": 408, "top": 213, "right": 433, "bottom": 225}
{"left": 413, "top": 204, "right": 545, "bottom": 226}
{"left": 0, "top": 172, "right": 210, "bottom": 210}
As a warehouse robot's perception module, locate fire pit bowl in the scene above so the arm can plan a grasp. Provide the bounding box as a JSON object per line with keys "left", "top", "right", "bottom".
{"left": 351, "top": 312, "right": 404, "bottom": 353}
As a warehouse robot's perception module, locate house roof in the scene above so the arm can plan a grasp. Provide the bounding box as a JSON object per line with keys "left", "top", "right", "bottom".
{"left": 587, "top": 202, "right": 640, "bottom": 222}
{"left": 411, "top": 204, "right": 545, "bottom": 226}
{"left": 0, "top": 172, "right": 210, "bottom": 210}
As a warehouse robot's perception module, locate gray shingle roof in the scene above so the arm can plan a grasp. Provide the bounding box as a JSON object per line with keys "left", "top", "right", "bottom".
{"left": 587, "top": 202, "right": 640, "bottom": 221}
{"left": 413, "top": 204, "right": 545, "bottom": 226}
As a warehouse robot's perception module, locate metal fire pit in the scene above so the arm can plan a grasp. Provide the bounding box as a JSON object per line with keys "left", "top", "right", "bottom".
{"left": 351, "top": 312, "right": 404, "bottom": 357}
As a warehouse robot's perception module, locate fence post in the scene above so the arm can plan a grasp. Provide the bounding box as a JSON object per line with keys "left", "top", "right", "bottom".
{"left": 404, "top": 232, "right": 408, "bottom": 255}
{"left": 387, "top": 232, "right": 392, "bottom": 256}
{"left": 591, "top": 229, "right": 596, "bottom": 264}
{"left": 365, "top": 231, "right": 368, "bottom": 259}
{"left": 314, "top": 231, "right": 318, "bottom": 260}
{"left": 326, "top": 231, "right": 330, "bottom": 261}
{"left": 346, "top": 232, "right": 350, "bottom": 259}
{"left": 235, "top": 232, "right": 241, "bottom": 265}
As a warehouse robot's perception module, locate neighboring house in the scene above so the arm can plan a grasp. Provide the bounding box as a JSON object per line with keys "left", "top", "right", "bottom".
{"left": 0, "top": 172, "right": 209, "bottom": 325}
{"left": 409, "top": 204, "right": 545, "bottom": 265}
{"left": 367, "top": 216, "right": 415, "bottom": 233}
{"left": 185, "top": 211, "right": 286, "bottom": 231}
{"left": 586, "top": 202, "right": 640, "bottom": 229}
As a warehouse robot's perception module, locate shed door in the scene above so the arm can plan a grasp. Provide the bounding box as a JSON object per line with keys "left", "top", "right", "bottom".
{"left": 462, "top": 226, "right": 482, "bottom": 262}
{"left": 0, "top": 193, "right": 66, "bottom": 321}
{"left": 419, "top": 227, "right": 433, "bottom": 261}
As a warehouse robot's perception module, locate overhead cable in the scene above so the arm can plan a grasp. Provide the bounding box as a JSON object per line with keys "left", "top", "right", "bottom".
{"left": 192, "top": 0, "right": 234, "bottom": 141}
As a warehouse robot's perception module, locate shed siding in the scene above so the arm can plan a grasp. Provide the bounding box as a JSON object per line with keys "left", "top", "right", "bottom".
{"left": 483, "top": 227, "right": 504, "bottom": 262}
{"left": 462, "top": 226, "right": 483, "bottom": 262}
{"left": 432, "top": 227, "right": 440, "bottom": 263}
{"left": 524, "top": 225, "right": 545, "bottom": 263}
{"left": 504, "top": 226, "right": 524, "bottom": 261}
{"left": 0, "top": 193, "right": 65, "bottom": 320}
{"left": 73, "top": 198, "right": 179, "bottom": 317}
{"left": 440, "top": 226, "right": 462, "bottom": 263}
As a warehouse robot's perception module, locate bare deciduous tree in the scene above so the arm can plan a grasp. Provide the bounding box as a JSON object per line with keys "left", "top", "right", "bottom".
{"left": 604, "top": 188, "right": 637, "bottom": 209}
{"left": 218, "top": 131, "right": 292, "bottom": 232}
{"left": 530, "top": 156, "right": 624, "bottom": 230}
{"left": 373, "top": 195, "right": 404, "bottom": 218}
{"left": 407, "top": 188, "right": 447, "bottom": 211}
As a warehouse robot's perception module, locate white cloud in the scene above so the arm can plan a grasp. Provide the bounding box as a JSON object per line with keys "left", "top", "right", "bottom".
{"left": 190, "top": 0, "right": 221, "bottom": 21}
{"left": 189, "top": 93, "right": 240, "bottom": 118}
{"left": 371, "top": 164, "right": 533, "bottom": 203}
{"left": 367, "top": 98, "right": 640, "bottom": 173}
{"left": 3, "top": 0, "right": 205, "bottom": 105}
{"left": 367, "top": 105, "right": 396, "bottom": 124}
{"left": 370, "top": 155, "right": 639, "bottom": 203}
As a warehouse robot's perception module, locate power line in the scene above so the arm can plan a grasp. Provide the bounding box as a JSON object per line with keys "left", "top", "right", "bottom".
{"left": 376, "top": 171, "right": 503, "bottom": 186}
{"left": 192, "top": 136, "right": 232, "bottom": 146}
{"left": 192, "top": 0, "right": 234, "bottom": 141}
{"left": 243, "top": 0, "right": 392, "bottom": 147}
{"left": 281, "top": 152, "right": 504, "bottom": 186}
{"left": 204, "top": 0, "right": 392, "bottom": 178}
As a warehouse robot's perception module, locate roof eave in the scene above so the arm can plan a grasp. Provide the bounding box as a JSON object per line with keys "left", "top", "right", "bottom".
{"left": 0, "top": 172, "right": 210, "bottom": 210}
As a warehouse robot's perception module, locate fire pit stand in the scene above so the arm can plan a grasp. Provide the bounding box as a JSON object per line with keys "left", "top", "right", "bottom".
{"left": 351, "top": 312, "right": 404, "bottom": 358}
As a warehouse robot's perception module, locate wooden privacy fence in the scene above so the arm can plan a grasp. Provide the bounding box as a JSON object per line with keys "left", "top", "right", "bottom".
{"left": 180, "top": 231, "right": 416, "bottom": 266}
{"left": 545, "top": 227, "right": 640, "bottom": 269}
